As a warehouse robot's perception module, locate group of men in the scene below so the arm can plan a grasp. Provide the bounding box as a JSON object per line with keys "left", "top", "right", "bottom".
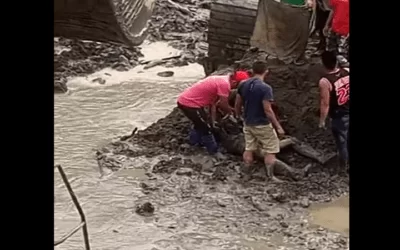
{"left": 176, "top": 0, "right": 349, "bottom": 180}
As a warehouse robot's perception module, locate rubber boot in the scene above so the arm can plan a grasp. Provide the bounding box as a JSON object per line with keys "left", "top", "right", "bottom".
{"left": 201, "top": 134, "right": 219, "bottom": 154}
{"left": 265, "top": 163, "right": 283, "bottom": 183}
{"left": 189, "top": 128, "right": 201, "bottom": 146}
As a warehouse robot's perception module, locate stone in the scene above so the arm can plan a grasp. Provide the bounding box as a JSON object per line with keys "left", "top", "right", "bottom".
{"left": 157, "top": 71, "right": 174, "bottom": 77}
{"left": 135, "top": 202, "right": 155, "bottom": 216}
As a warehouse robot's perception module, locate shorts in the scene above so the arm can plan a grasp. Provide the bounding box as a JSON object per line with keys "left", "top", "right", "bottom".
{"left": 243, "top": 124, "right": 280, "bottom": 154}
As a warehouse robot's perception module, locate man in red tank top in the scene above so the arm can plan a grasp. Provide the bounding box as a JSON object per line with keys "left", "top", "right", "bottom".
{"left": 323, "top": 0, "right": 349, "bottom": 67}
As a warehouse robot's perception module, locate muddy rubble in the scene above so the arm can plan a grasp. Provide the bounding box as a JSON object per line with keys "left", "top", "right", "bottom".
{"left": 148, "top": 0, "right": 212, "bottom": 66}
{"left": 97, "top": 52, "right": 349, "bottom": 249}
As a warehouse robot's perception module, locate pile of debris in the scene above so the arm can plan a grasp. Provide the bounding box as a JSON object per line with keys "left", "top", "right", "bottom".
{"left": 54, "top": 37, "right": 143, "bottom": 93}
{"left": 148, "top": 0, "right": 213, "bottom": 65}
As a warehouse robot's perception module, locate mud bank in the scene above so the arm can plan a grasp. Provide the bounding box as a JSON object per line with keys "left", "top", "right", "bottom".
{"left": 54, "top": 37, "right": 143, "bottom": 93}
{"left": 97, "top": 54, "right": 348, "bottom": 248}
{"left": 54, "top": 0, "right": 211, "bottom": 93}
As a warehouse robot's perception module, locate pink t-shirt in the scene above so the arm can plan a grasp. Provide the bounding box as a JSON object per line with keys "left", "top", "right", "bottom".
{"left": 177, "top": 75, "right": 231, "bottom": 108}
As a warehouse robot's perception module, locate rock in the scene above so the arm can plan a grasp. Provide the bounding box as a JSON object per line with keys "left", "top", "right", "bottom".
{"left": 135, "top": 202, "right": 155, "bottom": 216}
{"left": 280, "top": 221, "right": 289, "bottom": 228}
{"left": 176, "top": 167, "right": 193, "bottom": 176}
{"left": 92, "top": 77, "right": 106, "bottom": 85}
{"left": 119, "top": 55, "right": 131, "bottom": 65}
{"left": 299, "top": 198, "right": 310, "bottom": 208}
{"left": 54, "top": 80, "right": 68, "bottom": 93}
{"left": 216, "top": 200, "right": 227, "bottom": 207}
{"left": 157, "top": 71, "right": 174, "bottom": 77}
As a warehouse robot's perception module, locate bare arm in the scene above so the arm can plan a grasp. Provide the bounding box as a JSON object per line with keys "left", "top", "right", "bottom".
{"left": 209, "top": 104, "right": 217, "bottom": 125}
{"left": 218, "top": 96, "right": 232, "bottom": 115}
{"left": 234, "top": 94, "right": 243, "bottom": 117}
{"left": 306, "top": 0, "right": 316, "bottom": 8}
{"left": 263, "top": 100, "right": 282, "bottom": 131}
{"left": 319, "top": 78, "right": 330, "bottom": 124}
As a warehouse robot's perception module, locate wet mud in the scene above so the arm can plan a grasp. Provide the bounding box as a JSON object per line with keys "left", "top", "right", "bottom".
{"left": 148, "top": 0, "right": 211, "bottom": 65}
{"left": 97, "top": 55, "right": 349, "bottom": 248}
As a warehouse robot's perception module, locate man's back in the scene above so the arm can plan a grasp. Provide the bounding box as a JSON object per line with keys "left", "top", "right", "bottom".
{"left": 238, "top": 78, "right": 273, "bottom": 126}
{"left": 177, "top": 75, "right": 230, "bottom": 108}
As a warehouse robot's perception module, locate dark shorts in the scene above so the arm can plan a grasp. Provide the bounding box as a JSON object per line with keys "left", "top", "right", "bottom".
{"left": 177, "top": 102, "right": 212, "bottom": 135}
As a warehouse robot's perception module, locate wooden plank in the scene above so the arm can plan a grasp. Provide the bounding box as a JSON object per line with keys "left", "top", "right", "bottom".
{"left": 211, "top": 3, "right": 258, "bottom": 17}
{"left": 209, "top": 18, "right": 255, "bottom": 32}
{"left": 210, "top": 10, "right": 257, "bottom": 26}
{"left": 214, "top": 0, "right": 259, "bottom": 10}
{"left": 208, "top": 26, "right": 254, "bottom": 38}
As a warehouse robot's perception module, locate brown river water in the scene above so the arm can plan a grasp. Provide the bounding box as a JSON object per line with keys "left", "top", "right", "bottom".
{"left": 54, "top": 42, "right": 348, "bottom": 250}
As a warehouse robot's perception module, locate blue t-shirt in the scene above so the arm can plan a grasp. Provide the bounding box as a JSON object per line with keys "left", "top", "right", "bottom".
{"left": 238, "top": 78, "right": 273, "bottom": 126}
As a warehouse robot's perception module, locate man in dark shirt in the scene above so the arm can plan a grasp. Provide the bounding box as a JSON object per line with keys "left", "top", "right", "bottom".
{"left": 235, "top": 61, "right": 288, "bottom": 182}
{"left": 319, "top": 51, "right": 349, "bottom": 173}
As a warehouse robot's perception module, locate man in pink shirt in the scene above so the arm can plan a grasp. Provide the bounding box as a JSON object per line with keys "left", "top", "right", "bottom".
{"left": 177, "top": 71, "right": 250, "bottom": 154}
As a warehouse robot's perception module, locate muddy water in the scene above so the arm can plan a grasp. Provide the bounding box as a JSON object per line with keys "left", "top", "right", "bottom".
{"left": 309, "top": 196, "right": 349, "bottom": 236}
{"left": 54, "top": 43, "right": 204, "bottom": 249}
{"left": 54, "top": 42, "right": 348, "bottom": 250}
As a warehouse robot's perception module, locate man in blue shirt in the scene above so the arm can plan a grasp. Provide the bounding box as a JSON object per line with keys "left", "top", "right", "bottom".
{"left": 235, "top": 61, "right": 289, "bottom": 182}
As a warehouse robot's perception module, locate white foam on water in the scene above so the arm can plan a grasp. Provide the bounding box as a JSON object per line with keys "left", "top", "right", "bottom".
{"left": 66, "top": 41, "right": 204, "bottom": 91}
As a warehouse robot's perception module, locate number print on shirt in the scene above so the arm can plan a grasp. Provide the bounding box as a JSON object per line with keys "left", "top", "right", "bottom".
{"left": 333, "top": 76, "right": 349, "bottom": 105}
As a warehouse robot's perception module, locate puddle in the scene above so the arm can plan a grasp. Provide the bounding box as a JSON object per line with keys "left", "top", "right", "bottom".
{"left": 309, "top": 196, "right": 349, "bottom": 236}
{"left": 239, "top": 234, "right": 297, "bottom": 250}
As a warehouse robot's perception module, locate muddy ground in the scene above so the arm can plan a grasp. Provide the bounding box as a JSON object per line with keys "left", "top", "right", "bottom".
{"left": 55, "top": 0, "right": 349, "bottom": 247}
{"left": 97, "top": 51, "right": 349, "bottom": 249}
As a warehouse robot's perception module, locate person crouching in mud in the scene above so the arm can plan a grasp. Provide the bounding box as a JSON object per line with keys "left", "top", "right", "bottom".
{"left": 318, "top": 51, "right": 349, "bottom": 174}
{"left": 235, "top": 61, "right": 287, "bottom": 182}
{"left": 177, "top": 71, "right": 250, "bottom": 156}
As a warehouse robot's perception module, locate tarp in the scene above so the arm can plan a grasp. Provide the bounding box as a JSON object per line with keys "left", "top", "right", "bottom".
{"left": 250, "top": 0, "right": 314, "bottom": 64}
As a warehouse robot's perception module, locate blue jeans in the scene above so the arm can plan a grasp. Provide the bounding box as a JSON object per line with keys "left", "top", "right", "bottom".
{"left": 331, "top": 115, "right": 349, "bottom": 162}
